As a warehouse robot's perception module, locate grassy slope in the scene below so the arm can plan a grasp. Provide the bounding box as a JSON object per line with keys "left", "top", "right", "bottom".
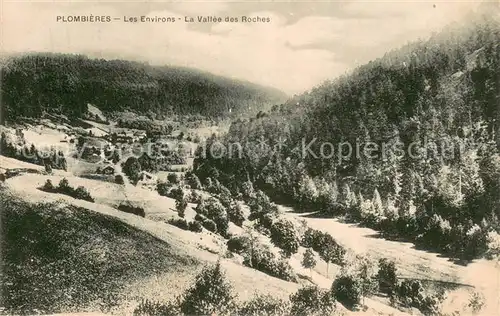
{"left": 0, "top": 160, "right": 306, "bottom": 314}
{"left": 0, "top": 189, "right": 197, "bottom": 314}
{"left": 1, "top": 170, "right": 412, "bottom": 316}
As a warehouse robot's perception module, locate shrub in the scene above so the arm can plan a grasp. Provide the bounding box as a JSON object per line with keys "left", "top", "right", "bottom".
{"left": 186, "top": 173, "right": 202, "bottom": 190}
{"left": 254, "top": 212, "right": 275, "bottom": 234}
{"left": 240, "top": 180, "right": 255, "bottom": 201}
{"left": 122, "top": 157, "right": 142, "bottom": 185}
{"left": 169, "top": 187, "right": 185, "bottom": 201}
{"left": 486, "top": 230, "right": 500, "bottom": 260}
{"left": 156, "top": 181, "right": 171, "bottom": 196}
{"left": 195, "top": 198, "right": 229, "bottom": 237}
{"left": 248, "top": 190, "right": 273, "bottom": 215}
{"left": 301, "top": 228, "right": 345, "bottom": 267}
{"left": 188, "top": 220, "right": 203, "bottom": 233}
{"left": 394, "top": 279, "right": 444, "bottom": 315}
{"left": 115, "top": 174, "right": 125, "bottom": 184}
{"left": 58, "top": 178, "right": 71, "bottom": 192}
{"left": 290, "top": 286, "right": 337, "bottom": 316}
{"left": 167, "top": 218, "right": 189, "bottom": 230}
{"left": 188, "top": 190, "right": 202, "bottom": 204}
{"left": 194, "top": 213, "right": 206, "bottom": 222}
{"left": 43, "top": 179, "right": 55, "bottom": 192}
{"left": 228, "top": 202, "right": 245, "bottom": 227}
{"left": 117, "top": 204, "right": 146, "bottom": 217}
{"left": 269, "top": 218, "right": 300, "bottom": 258}
{"left": 73, "top": 186, "right": 95, "bottom": 202}
{"left": 40, "top": 178, "right": 95, "bottom": 203}
{"left": 377, "top": 258, "right": 398, "bottom": 296}
{"left": 301, "top": 227, "right": 316, "bottom": 248}
{"left": 179, "top": 261, "right": 236, "bottom": 315}
{"left": 133, "top": 299, "right": 181, "bottom": 316}
{"left": 204, "top": 177, "right": 214, "bottom": 191}
{"left": 167, "top": 173, "right": 180, "bottom": 184}
{"left": 243, "top": 243, "right": 297, "bottom": 282}
{"left": 175, "top": 198, "right": 188, "bottom": 218}
{"left": 218, "top": 185, "right": 233, "bottom": 208}
{"left": 468, "top": 291, "right": 485, "bottom": 313}
{"left": 331, "top": 274, "right": 362, "bottom": 308}
{"left": 238, "top": 294, "right": 290, "bottom": 316}
{"left": 227, "top": 235, "right": 250, "bottom": 254}
{"left": 301, "top": 248, "right": 317, "bottom": 276}
{"left": 201, "top": 219, "right": 217, "bottom": 233}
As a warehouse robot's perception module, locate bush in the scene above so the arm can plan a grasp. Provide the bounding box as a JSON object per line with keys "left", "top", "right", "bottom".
{"left": 394, "top": 279, "right": 444, "bottom": 315}
{"left": 331, "top": 274, "right": 362, "bottom": 308}
{"left": 115, "top": 174, "right": 125, "bottom": 184}
{"left": 133, "top": 299, "right": 181, "bottom": 316}
{"left": 179, "top": 261, "right": 236, "bottom": 315}
{"left": 243, "top": 243, "right": 297, "bottom": 282}
{"left": 301, "top": 248, "right": 317, "bottom": 275}
{"left": 486, "top": 230, "right": 500, "bottom": 260}
{"left": 290, "top": 286, "right": 337, "bottom": 316}
{"left": 227, "top": 235, "right": 250, "bottom": 254}
{"left": 117, "top": 204, "right": 146, "bottom": 217}
{"left": 201, "top": 219, "right": 217, "bottom": 233}
{"left": 238, "top": 294, "right": 289, "bottom": 316}
{"left": 58, "top": 178, "right": 70, "bottom": 193}
{"left": 169, "top": 187, "right": 185, "bottom": 201}
{"left": 228, "top": 202, "right": 245, "bottom": 227}
{"left": 468, "top": 291, "right": 485, "bottom": 313}
{"left": 301, "top": 227, "right": 316, "bottom": 248}
{"left": 186, "top": 173, "right": 202, "bottom": 190}
{"left": 122, "top": 157, "right": 142, "bottom": 185}
{"left": 218, "top": 185, "right": 233, "bottom": 208}
{"left": 248, "top": 190, "right": 275, "bottom": 216}
{"left": 194, "top": 213, "right": 206, "bottom": 222}
{"left": 73, "top": 186, "right": 95, "bottom": 202}
{"left": 167, "top": 218, "right": 189, "bottom": 230}
{"left": 156, "top": 181, "right": 172, "bottom": 196}
{"left": 269, "top": 218, "right": 300, "bottom": 258}
{"left": 253, "top": 212, "right": 275, "bottom": 234}
{"left": 40, "top": 178, "right": 95, "bottom": 203}
{"left": 43, "top": 179, "right": 55, "bottom": 192}
{"left": 188, "top": 190, "right": 202, "bottom": 204}
{"left": 175, "top": 198, "right": 188, "bottom": 218}
{"left": 195, "top": 198, "right": 229, "bottom": 237}
{"left": 188, "top": 220, "right": 203, "bottom": 233}
{"left": 377, "top": 258, "right": 397, "bottom": 296}
{"left": 167, "top": 173, "right": 180, "bottom": 184}
{"left": 238, "top": 180, "right": 253, "bottom": 200}
{"left": 302, "top": 228, "right": 346, "bottom": 268}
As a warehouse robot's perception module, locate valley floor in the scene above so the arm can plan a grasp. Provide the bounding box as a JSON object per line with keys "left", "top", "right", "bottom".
{"left": 282, "top": 207, "right": 500, "bottom": 316}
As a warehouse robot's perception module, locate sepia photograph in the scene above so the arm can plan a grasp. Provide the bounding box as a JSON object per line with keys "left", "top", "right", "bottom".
{"left": 1, "top": 0, "right": 500, "bottom": 315}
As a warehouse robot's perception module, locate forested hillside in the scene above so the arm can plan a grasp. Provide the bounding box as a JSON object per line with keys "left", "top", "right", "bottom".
{"left": 194, "top": 11, "right": 500, "bottom": 261}
{"left": 0, "top": 53, "right": 286, "bottom": 121}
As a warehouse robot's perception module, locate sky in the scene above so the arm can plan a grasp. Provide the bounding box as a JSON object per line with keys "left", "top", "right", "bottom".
{"left": 1, "top": 0, "right": 487, "bottom": 95}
